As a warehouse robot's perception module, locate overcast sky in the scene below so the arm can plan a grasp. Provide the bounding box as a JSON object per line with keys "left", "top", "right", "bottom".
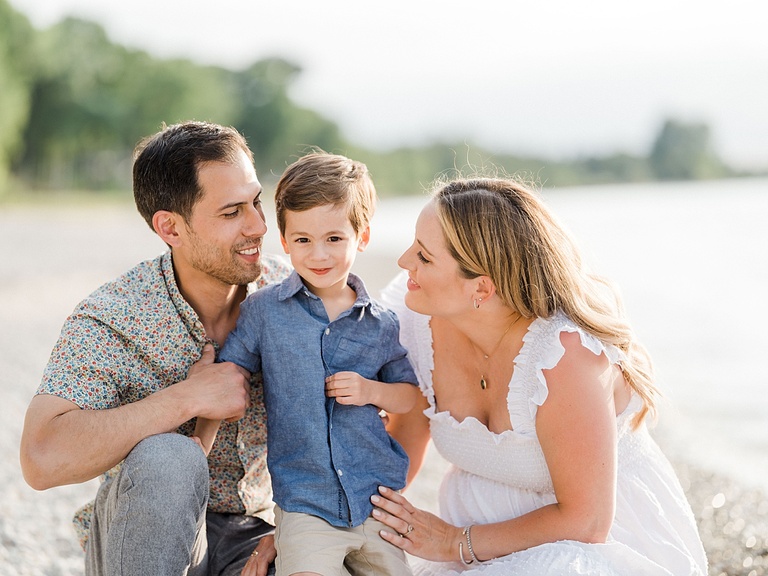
{"left": 10, "top": 0, "right": 768, "bottom": 168}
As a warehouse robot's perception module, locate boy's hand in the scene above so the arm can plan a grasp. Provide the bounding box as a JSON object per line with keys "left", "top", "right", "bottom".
{"left": 325, "top": 371, "right": 373, "bottom": 407}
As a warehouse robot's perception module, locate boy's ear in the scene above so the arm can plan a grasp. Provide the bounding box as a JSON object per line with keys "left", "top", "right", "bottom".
{"left": 152, "top": 211, "right": 184, "bottom": 247}
{"left": 279, "top": 233, "right": 289, "bottom": 254}
{"left": 357, "top": 225, "right": 371, "bottom": 252}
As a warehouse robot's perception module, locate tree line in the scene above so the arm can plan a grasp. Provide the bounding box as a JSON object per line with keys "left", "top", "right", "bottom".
{"left": 0, "top": 0, "right": 751, "bottom": 198}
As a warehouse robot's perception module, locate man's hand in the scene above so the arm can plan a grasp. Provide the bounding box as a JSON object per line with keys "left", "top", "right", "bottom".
{"left": 184, "top": 344, "right": 251, "bottom": 422}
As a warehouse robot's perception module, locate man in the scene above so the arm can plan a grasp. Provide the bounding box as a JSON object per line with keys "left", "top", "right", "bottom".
{"left": 20, "top": 121, "right": 289, "bottom": 575}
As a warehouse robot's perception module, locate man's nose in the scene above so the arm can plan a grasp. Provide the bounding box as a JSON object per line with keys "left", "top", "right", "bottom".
{"left": 244, "top": 205, "right": 267, "bottom": 237}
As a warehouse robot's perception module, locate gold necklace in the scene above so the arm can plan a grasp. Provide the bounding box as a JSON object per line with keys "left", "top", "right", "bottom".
{"left": 472, "top": 314, "right": 521, "bottom": 390}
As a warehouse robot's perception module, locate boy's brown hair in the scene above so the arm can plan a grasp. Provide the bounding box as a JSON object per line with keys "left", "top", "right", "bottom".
{"left": 274, "top": 152, "right": 377, "bottom": 236}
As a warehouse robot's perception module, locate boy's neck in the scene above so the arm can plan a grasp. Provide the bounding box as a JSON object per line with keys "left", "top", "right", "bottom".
{"left": 306, "top": 275, "right": 357, "bottom": 322}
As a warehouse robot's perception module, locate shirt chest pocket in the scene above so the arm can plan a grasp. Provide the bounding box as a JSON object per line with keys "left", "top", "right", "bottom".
{"left": 327, "top": 335, "right": 384, "bottom": 380}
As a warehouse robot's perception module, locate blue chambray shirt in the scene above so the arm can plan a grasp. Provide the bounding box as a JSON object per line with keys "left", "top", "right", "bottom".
{"left": 220, "top": 270, "right": 418, "bottom": 528}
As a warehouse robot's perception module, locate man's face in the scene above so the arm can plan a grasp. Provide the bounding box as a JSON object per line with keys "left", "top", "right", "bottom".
{"left": 180, "top": 149, "right": 268, "bottom": 287}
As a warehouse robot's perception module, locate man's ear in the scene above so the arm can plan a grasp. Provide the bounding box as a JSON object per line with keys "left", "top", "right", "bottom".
{"left": 357, "top": 225, "right": 371, "bottom": 252}
{"left": 152, "top": 211, "right": 184, "bottom": 247}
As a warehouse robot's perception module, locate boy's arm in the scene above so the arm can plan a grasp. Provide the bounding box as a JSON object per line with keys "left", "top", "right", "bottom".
{"left": 192, "top": 417, "right": 222, "bottom": 456}
{"left": 324, "top": 372, "right": 419, "bottom": 414}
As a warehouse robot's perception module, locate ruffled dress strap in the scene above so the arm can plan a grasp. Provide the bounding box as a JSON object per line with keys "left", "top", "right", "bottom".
{"left": 508, "top": 311, "right": 631, "bottom": 436}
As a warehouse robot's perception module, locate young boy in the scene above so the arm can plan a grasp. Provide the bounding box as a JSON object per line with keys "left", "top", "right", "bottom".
{"left": 195, "top": 152, "right": 419, "bottom": 576}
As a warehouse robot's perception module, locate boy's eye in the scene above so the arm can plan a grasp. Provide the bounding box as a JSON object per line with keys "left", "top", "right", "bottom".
{"left": 296, "top": 237, "right": 309, "bottom": 244}
{"left": 417, "top": 251, "right": 430, "bottom": 264}
{"left": 328, "top": 236, "right": 342, "bottom": 243}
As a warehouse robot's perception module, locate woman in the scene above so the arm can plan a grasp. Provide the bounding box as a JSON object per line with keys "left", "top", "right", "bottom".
{"left": 372, "top": 178, "right": 707, "bottom": 575}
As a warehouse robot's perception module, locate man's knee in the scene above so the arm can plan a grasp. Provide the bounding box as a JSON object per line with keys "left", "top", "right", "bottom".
{"left": 122, "top": 433, "right": 209, "bottom": 507}
{"left": 86, "top": 434, "right": 210, "bottom": 575}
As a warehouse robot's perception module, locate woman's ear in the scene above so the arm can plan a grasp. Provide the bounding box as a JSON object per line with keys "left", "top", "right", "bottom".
{"left": 473, "top": 275, "right": 497, "bottom": 303}
{"left": 152, "top": 211, "right": 183, "bottom": 247}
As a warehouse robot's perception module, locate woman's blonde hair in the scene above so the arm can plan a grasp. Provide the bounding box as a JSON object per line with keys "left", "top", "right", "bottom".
{"left": 433, "top": 177, "right": 658, "bottom": 427}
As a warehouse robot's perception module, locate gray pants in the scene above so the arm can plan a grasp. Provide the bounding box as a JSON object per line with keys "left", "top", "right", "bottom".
{"left": 85, "top": 433, "right": 275, "bottom": 576}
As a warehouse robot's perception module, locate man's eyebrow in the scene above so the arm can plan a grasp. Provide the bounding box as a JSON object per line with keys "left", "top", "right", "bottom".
{"left": 218, "top": 190, "right": 262, "bottom": 211}
{"left": 217, "top": 201, "right": 245, "bottom": 211}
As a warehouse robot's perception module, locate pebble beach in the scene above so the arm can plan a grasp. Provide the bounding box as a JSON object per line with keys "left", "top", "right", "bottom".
{"left": 1, "top": 202, "right": 766, "bottom": 575}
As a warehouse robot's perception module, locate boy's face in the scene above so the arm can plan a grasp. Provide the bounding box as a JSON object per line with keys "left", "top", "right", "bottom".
{"left": 280, "top": 204, "right": 369, "bottom": 296}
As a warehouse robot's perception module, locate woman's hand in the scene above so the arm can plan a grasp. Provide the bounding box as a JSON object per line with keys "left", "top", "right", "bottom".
{"left": 240, "top": 534, "right": 276, "bottom": 576}
{"left": 371, "top": 486, "right": 461, "bottom": 562}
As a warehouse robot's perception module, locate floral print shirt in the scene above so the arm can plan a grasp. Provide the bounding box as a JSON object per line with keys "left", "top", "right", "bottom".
{"left": 37, "top": 251, "right": 291, "bottom": 549}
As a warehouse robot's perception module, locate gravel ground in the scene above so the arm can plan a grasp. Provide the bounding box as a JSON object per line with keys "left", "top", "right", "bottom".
{"left": 1, "top": 204, "right": 765, "bottom": 575}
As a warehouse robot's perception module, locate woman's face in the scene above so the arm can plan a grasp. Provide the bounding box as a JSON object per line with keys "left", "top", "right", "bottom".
{"left": 397, "top": 201, "right": 475, "bottom": 317}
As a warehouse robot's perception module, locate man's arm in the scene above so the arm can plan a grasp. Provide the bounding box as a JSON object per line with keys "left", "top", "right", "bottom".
{"left": 20, "top": 345, "right": 250, "bottom": 490}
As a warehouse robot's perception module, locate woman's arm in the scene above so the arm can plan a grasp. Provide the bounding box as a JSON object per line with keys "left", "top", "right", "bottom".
{"left": 372, "top": 331, "right": 618, "bottom": 561}
{"left": 386, "top": 393, "right": 431, "bottom": 487}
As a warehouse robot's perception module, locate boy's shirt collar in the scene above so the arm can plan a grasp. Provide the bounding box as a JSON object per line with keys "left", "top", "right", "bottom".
{"left": 277, "top": 269, "right": 373, "bottom": 310}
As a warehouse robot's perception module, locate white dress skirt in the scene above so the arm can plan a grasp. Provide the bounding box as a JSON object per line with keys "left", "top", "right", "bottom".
{"left": 382, "top": 277, "right": 708, "bottom": 576}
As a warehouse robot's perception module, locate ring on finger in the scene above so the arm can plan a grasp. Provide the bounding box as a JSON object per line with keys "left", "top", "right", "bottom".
{"left": 405, "top": 524, "right": 414, "bottom": 535}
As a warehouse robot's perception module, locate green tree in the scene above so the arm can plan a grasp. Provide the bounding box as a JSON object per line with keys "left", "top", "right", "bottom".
{"left": 17, "top": 17, "right": 242, "bottom": 190}
{"left": 18, "top": 18, "right": 134, "bottom": 188}
{"left": 0, "top": 0, "right": 37, "bottom": 193}
{"left": 649, "top": 119, "right": 727, "bottom": 180}
{"left": 233, "top": 58, "right": 344, "bottom": 182}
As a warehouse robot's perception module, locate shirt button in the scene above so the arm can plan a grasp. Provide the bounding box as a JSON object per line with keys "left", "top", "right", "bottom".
{"left": 325, "top": 328, "right": 330, "bottom": 335}
{"left": 337, "top": 469, "right": 343, "bottom": 476}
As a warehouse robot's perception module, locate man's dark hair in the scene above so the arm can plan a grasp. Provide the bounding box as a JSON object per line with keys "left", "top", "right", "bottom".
{"left": 133, "top": 121, "right": 254, "bottom": 229}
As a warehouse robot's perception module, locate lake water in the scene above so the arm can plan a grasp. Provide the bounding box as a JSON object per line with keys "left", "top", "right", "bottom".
{"left": 363, "top": 177, "right": 768, "bottom": 493}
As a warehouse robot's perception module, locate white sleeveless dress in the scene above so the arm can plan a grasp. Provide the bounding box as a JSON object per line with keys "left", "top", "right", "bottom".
{"left": 382, "top": 277, "right": 707, "bottom": 576}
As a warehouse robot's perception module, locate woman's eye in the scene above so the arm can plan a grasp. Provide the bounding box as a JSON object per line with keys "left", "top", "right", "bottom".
{"left": 417, "top": 251, "right": 430, "bottom": 264}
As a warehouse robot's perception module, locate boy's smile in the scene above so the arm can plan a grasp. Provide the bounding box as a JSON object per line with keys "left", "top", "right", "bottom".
{"left": 280, "top": 204, "right": 369, "bottom": 298}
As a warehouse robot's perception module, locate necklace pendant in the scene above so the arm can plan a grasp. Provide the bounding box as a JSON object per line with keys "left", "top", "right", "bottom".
{"left": 480, "top": 376, "right": 487, "bottom": 390}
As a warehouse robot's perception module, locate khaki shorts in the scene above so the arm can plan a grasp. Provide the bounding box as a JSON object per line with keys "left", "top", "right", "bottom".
{"left": 274, "top": 505, "right": 412, "bottom": 576}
